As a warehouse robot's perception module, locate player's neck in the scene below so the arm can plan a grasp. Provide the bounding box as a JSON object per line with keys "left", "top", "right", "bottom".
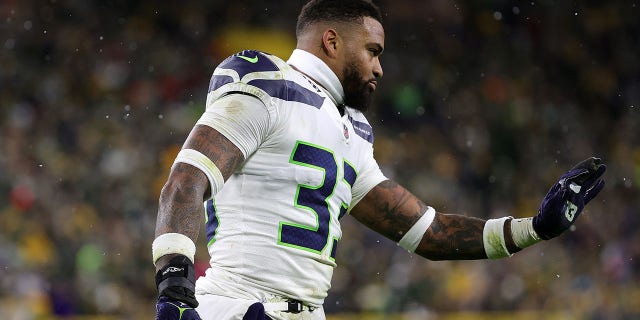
{"left": 287, "top": 49, "right": 345, "bottom": 106}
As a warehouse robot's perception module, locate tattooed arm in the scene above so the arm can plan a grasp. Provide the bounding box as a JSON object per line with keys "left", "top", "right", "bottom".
{"left": 154, "top": 124, "right": 244, "bottom": 271}
{"left": 350, "top": 180, "right": 520, "bottom": 260}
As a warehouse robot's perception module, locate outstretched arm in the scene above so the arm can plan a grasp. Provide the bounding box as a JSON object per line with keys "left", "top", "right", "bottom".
{"left": 350, "top": 157, "right": 606, "bottom": 261}
{"left": 350, "top": 180, "right": 519, "bottom": 260}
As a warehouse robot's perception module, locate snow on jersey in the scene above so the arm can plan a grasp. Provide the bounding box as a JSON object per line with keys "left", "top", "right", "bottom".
{"left": 194, "top": 50, "right": 387, "bottom": 307}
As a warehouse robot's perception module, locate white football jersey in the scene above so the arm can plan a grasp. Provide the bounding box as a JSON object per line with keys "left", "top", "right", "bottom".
{"left": 194, "top": 49, "right": 387, "bottom": 307}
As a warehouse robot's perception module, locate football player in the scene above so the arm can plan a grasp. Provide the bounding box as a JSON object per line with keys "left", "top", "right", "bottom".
{"left": 153, "top": 1, "right": 606, "bottom": 319}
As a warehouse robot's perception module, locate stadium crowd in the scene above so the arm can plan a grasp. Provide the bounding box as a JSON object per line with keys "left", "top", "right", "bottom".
{"left": 1, "top": 0, "right": 638, "bottom": 318}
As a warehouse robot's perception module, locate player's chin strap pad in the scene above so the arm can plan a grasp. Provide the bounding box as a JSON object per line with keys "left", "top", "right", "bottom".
{"left": 155, "top": 255, "right": 198, "bottom": 307}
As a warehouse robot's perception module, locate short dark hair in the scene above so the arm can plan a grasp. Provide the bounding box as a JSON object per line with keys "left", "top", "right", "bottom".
{"left": 296, "top": 0, "right": 383, "bottom": 37}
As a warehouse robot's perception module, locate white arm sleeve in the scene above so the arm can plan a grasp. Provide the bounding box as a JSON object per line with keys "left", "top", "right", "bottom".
{"left": 197, "top": 93, "right": 273, "bottom": 159}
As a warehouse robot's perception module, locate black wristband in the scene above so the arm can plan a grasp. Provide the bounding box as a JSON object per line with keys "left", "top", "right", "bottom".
{"left": 155, "top": 255, "right": 198, "bottom": 307}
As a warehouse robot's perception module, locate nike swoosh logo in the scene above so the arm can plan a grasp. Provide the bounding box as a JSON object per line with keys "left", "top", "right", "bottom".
{"left": 237, "top": 54, "right": 259, "bottom": 63}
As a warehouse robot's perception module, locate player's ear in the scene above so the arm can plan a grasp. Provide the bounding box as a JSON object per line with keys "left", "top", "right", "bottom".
{"left": 321, "top": 28, "right": 339, "bottom": 58}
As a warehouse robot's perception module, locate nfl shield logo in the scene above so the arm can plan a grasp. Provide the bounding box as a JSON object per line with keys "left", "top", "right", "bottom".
{"left": 343, "top": 124, "right": 349, "bottom": 139}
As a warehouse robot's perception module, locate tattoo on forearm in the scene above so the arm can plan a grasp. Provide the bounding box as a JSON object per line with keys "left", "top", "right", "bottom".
{"left": 421, "top": 213, "right": 486, "bottom": 260}
{"left": 155, "top": 165, "right": 205, "bottom": 240}
{"left": 356, "top": 180, "right": 429, "bottom": 242}
{"left": 353, "top": 180, "right": 489, "bottom": 260}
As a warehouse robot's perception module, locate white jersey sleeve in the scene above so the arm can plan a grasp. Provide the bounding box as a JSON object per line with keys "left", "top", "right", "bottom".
{"left": 350, "top": 152, "right": 386, "bottom": 208}
{"left": 345, "top": 110, "right": 387, "bottom": 209}
{"left": 196, "top": 93, "right": 272, "bottom": 159}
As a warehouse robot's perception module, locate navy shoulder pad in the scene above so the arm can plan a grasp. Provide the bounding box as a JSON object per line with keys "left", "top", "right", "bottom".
{"left": 208, "top": 50, "right": 325, "bottom": 109}
{"left": 218, "top": 50, "right": 279, "bottom": 78}
{"left": 208, "top": 50, "right": 280, "bottom": 93}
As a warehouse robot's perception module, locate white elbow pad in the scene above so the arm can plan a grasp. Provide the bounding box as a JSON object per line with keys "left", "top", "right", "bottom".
{"left": 173, "top": 148, "right": 225, "bottom": 199}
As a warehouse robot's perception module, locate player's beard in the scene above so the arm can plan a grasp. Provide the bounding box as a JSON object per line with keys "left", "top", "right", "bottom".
{"left": 342, "top": 62, "right": 375, "bottom": 113}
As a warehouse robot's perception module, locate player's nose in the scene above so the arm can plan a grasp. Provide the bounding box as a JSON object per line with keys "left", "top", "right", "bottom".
{"left": 373, "top": 58, "right": 383, "bottom": 79}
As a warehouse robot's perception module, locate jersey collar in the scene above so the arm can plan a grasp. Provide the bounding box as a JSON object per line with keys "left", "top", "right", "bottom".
{"left": 287, "top": 49, "right": 345, "bottom": 106}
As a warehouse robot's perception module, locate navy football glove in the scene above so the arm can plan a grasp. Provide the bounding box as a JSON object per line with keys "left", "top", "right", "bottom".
{"left": 155, "top": 255, "right": 202, "bottom": 320}
{"left": 532, "top": 157, "right": 606, "bottom": 239}
{"left": 156, "top": 296, "right": 202, "bottom": 320}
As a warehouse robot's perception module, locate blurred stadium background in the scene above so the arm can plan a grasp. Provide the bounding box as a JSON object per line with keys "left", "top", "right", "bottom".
{"left": 1, "top": 0, "right": 639, "bottom": 319}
